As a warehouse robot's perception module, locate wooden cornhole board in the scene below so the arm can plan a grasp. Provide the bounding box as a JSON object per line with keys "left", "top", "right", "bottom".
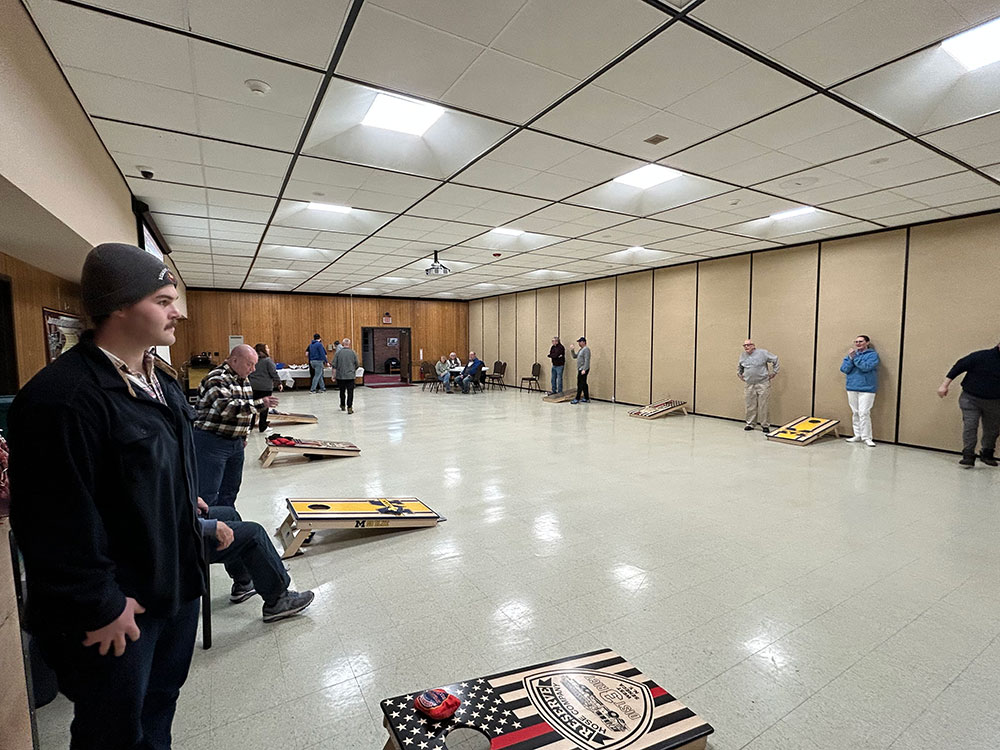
{"left": 766, "top": 416, "right": 841, "bottom": 445}
{"left": 258, "top": 437, "right": 360, "bottom": 468}
{"left": 265, "top": 410, "right": 318, "bottom": 426}
{"left": 629, "top": 398, "right": 688, "bottom": 419}
{"left": 543, "top": 391, "right": 575, "bottom": 403}
{"left": 379, "top": 647, "right": 714, "bottom": 750}
{"left": 277, "top": 497, "right": 442, "bottom": 558}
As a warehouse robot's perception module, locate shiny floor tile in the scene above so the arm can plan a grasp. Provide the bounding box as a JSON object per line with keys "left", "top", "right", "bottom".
{"left": 35, "top": 387, "right": 1000, "bottom": 749}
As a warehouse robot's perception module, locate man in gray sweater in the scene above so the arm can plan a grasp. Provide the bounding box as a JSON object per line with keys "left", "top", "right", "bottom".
{"left": 333, "top": 337, "right": 360, "bottom": 414}
{"left": 738, "top": 339, "right": 779, "bottom": 432}
{"left": 570, "top": 336, "right": 591, "bottom": 404}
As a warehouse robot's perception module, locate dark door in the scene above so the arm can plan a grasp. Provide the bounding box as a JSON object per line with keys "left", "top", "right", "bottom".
{"left": 398, "top": 328, "right": 411, "bottom": 383}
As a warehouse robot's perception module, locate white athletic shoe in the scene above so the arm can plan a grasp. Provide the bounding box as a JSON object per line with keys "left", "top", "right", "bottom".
{"left": 864, "top": 439, "right": 876, "bottom": 447}
{"left": 845, "top": 437, "right": 862, "bottom": 443}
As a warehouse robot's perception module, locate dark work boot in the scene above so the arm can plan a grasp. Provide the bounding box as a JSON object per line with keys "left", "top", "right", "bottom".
{"left": 980, "top": 450, "right": 997, "bottom": 467}
{"left": 959, "top": 453, "right": 976, "bottom": 468}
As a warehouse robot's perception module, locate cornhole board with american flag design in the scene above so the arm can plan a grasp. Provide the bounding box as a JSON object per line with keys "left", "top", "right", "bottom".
{"left": 766, "top": 416, "right": 840, "bottom": 445}
{"left": 628, "top": 399, "right": 688, "bottom": 419}
{"left": 379, "top": 648, "right": 713, "bottom": 750}
{"left": 265, "top": 410, "right": 318, "bottom": 426}
{"left": 258, "top": 437, "right": 359, "bottom": 468}
{"left": 277, "top": 497, "right": 442, "bottom": 559}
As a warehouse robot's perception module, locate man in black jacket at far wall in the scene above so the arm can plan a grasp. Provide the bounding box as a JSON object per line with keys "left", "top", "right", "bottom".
{"left": 9, "top": 243, "right": 206, "bottom": 750}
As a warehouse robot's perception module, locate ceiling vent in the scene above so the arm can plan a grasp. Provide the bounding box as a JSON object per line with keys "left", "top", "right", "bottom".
{"left": 643, "top": 134, "right": 669, "bottom": 145}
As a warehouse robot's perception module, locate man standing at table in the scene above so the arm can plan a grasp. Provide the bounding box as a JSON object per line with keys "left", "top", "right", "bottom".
{"left": 194, "top": 345, "right": 278, "bottom": 507}
{"left": 9, "top": 243, "right": 205, "bottom": 749}
{"left": 570, "top": 337, "right": 591, "bottom": 404}
{"left": 548, "top": 336, "right": 566, "bottom": 394}
{"left": 306, "top": 333, "right": 328, "bottom": 393}
{"left": 334, "top": 337, "right": 360, "bottom": 414}
{"left": 937, "top": 340, "right": 1000, "bottom": 467}
{"left": 738, "top": 339, "right": 780, "bottom": 432}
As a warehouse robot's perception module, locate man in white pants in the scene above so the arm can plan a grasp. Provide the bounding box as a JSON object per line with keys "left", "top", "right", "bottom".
{"left": 738, "top": 340, "right": 779, "bottom": 432}
{"left": 840, "top": 335, "right": 880, "bottom": 447}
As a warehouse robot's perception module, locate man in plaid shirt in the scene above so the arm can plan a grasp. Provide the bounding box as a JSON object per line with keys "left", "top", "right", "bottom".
{"left": 194, "top": 345, "right": 278, "bottom": 507}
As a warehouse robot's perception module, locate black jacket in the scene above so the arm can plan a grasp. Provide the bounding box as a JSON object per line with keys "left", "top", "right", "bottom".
{"left": 9, "top": 332, "right": 205, "bottom": 634}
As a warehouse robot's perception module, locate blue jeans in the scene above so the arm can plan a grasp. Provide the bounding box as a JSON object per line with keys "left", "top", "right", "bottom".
{"left": 438, "top": 373, "right": 452, "bottom": 391}
{"left": 194, "top": 429, "right": 245, "bottom": 508}
{"left": 207, "top": 507, "right": 290, "bottom": 605}
{"left": 460, "top": 375, "right": 474, "bottom": 393}
{"left": 309, "top": 360, "right": 326, "bottom": 391}
{"left": 551, "top": 365, "right": 564, "bottom": 393}
{"left": 38, "top": 598, "right": 200, "bottom": 750}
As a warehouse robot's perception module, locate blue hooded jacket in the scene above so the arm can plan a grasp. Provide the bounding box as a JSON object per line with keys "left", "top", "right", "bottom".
{"left": 840, "top": 348, "right": 879, "bottom": 392}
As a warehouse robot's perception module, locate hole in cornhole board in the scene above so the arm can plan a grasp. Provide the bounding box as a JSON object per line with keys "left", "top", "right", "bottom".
{"left": 307, "top": 504, "right": 332, "bottom": 510}
{"left": 444, "top": 727, "right": 490, "bottom": 750}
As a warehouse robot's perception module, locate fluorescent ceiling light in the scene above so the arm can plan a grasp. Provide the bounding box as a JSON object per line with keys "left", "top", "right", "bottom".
{"left": 613, "top": 164, "right": 682, "bottom": 189}
{"left": 490, "top": 227, "right": 524, "bottom": 236}
{"left": 769, "top": 206, "right": 816, "bottom": 221}
{"left": 361, "top": 93, "right": 445, "bottom": 136}
{"left": 628, "top": 245, "right": 647, "bottom": 252}
{"left": 941, "top": 17, "right": 1000, "bottom": 71}
{"left": 308, "top": 202, "right": 351, "bottom": 213}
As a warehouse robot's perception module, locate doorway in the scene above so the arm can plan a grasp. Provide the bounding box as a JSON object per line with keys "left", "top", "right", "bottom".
{"left": 360, "top": 326, "right": 411, "bottom": 383}
{"left": 0, "top": 276, "right": 18, "bottom": 394}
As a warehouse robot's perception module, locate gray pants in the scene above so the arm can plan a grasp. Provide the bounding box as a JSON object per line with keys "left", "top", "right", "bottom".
{"left": 744, "top": 380, "right": 770, "bottom": 427}
{"left": 959, "top": 391, "right": 1000, "bottom": 457}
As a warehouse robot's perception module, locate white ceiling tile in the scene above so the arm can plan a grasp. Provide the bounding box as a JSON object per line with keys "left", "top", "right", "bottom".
{"left": 922, "top": 114, "right": 1000, "bottom": 167}
{"left": 337, "top": 5, "right": 485, "bottom": 99}
{"left": 823, "top": 141, "right": 963, "bottom": 188}
{"left": 666, "top": 134, "right": 770, "bottom": 178}
{"left": 705, "top": 149, "right": 813, "bottom": 186}
{"left": 567, "top": 173, "right": 733, "bottom": 216}
{"left": 878, "top": 207, "right": 951, "bottom": 225}
{"left": 892, "top": 172, "right": 1000, "bottom": 205}
{"left": 93, "top": 120, "right": 203, "bottom": 163}
{"left": 721, "top": 208, "right": 859, "bottom": 240}
{"left": 442, "top": 49, "right": 577, "bottom": 123}
{"left": 490, "top": 0, "right": 665, "bottom": 80}
{"left": 201, "top": 166, "right": 284, "bottom": 196}
{"left": 595, "top": 247, "right": 684, "bottom": 265}
{"left": 195, "top": 97, "right": 306, "bottom": 150}
{"left": 285, "top": 156, "right": 438, "bottom": 211}
{"left": 533, "top": 84, "right": 658, "bottom": 146}
{"left": 65, "top": 68, "right": 198, "bottom": 133}
{"left": 601, "top": 110, "right": 721, "bottom": 161}
{"left": 583, "top": 218, "right": 694, "bottom": 246}
{"left": 371, "top": 0, "right": 526, "bottom": 46}
{"left": 272, "top": 200, "right": 393, "bottom": 233}
{"left": 938, "top": 196, "right": 1000, "bottom": 215}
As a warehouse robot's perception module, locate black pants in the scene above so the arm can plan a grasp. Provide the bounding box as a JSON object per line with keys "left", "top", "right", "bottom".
{"left": 251, "top": 389, "right": 272, "bottom": 431}
{"left": 959, "top": 391, "right": 1000, "bottom": 457}
{"left": 207, "top": 506, "right": 290, "bottom": 605}
{"left": 337, "top": 378, "right": 355, "bottom": 408}
{"left": 38, "top": 598, "right": 200, "bottom": 750}
{"left": 575, "top": 371, "right": 589, "bottom": 401}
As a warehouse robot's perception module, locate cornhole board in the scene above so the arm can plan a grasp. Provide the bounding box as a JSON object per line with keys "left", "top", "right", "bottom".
{"left": 258, "top": 437, "right": 360, "bottom": 468}
{"left": 277, "top": 497, "right": 442, "bottom": 558}
{"left": 379, "top": 647, "right": 713, "bottom": 750}
{"left": 265, "top": 410, "right": 318, "bottom": 426}
{"left": 628, "top": 398, "right": 688, "bottom": 419}
{"left": 543, "top": 391, "right": 575, "bottom": 403}
{"left": 766, "top": 416, "right": 840, "bottom": 445}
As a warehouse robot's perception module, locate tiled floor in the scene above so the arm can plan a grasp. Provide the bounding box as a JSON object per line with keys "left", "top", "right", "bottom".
{"left": 36, "top": 386, "right": 1000, "bottom": 749}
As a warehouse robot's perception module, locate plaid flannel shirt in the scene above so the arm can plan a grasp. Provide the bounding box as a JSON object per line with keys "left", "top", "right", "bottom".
{"left": 193, "top": 362, "right": 262, "bottom": 439}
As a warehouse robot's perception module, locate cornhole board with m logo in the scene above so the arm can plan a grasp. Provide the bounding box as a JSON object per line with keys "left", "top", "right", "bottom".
{"left": 766, "top": 416, "right": 841, "bottom": 445}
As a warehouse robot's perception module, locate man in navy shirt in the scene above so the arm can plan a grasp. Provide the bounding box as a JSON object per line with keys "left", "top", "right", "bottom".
{"left": 938, "top": 341, "right": 1000, "bottom": 467}
{"left": 306, "top": 333, "right": 328, "bottom": 393}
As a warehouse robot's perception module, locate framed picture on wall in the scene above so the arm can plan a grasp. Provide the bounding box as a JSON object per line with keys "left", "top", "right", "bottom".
{"left": 42, "top": 307, "right": 83, "bottom": 364}
{"left": 387, "top": 337, "right": 399, "bottom": 347}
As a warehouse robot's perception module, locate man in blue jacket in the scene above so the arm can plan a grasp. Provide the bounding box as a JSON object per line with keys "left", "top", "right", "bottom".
{"left": 840, "top": 334, "right": 880, "bottom": 447}
{"left": 459, "top": 351, "right": 484, "bottom": 394}
{"left": 306, "top": 333, "right": 328, "bottom": 393}
{"left": 9, "top": 243, "right": 204, "bottom": 749}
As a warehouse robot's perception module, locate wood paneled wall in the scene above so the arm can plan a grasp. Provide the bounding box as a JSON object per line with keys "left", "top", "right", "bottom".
{"left": 171, "top": 291, "right": 468, "bottom": 380}
{"left": 473, "top": 211, "right": 1000, "bottom": 452}
{"left": 1, "top": 248, "right": 82, "bottom": 388}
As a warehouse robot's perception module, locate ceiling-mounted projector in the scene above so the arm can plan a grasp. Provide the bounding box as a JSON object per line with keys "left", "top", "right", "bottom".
{"left": 425, "top": 250, "right": 451, "bottom": 276}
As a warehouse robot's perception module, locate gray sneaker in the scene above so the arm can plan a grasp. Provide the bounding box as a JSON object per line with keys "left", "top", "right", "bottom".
{"left": 262, "top": 589, "right": 315, "bottom": 622}
{"left": 230, "top": 581, "right": 257, "bottom": 604}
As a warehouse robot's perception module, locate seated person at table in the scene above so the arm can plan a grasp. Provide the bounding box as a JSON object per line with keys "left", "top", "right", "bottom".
{"left": 459, "top": 351, "right": 485, "bottom": 394}
{"left": 446, "top": 352, "right": 462, "bottom": 369}
{"left": 197, "top": 498, "right": 315, "bottom": 623}
{"left": 435, "top": 355, "right": 453, "bottom": 393}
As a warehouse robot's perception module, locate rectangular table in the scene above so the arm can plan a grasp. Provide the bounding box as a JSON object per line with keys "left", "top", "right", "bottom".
{"left": 380, "top": 648, "right": 713, "bottom": 750}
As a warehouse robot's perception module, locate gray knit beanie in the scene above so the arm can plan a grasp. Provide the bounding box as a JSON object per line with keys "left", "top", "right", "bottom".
{"left": 81, "top": 243, "right": 177, "bottom": 318}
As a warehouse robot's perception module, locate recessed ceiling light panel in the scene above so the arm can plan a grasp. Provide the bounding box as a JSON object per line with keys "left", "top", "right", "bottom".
{"left": 361, "top": 93, "right": 445, "bottom": 136}
{"left": 941, "top": 17, "right": 1000, "bottom": 71}
{"left": 769, "top": 206, "right": 816, "bottom": 221}
{"left": 613, "top": 164, "right": 682, "bottom": 189}
{"left": 490, "top": 227, "right": 524, "bottom": 236}
{"left": 308, "top": 202, "right": 352, "bottom": 213}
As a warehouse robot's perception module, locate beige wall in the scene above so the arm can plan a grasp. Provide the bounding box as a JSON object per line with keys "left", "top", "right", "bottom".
{"left": 481, "top": 297, "right": 499, "bottom": 367}
{"left": 696, "top": 255, "right": 750, "bottom": 419}
{"left": 498, "top": 295, "right": 516, "bottom": 382}
{"left": 815, "top": 231, "right": 905, "bottom": 441}
{"left": 471, "top": 210, "right": 999, "bottom": 452}
{"left": 899, "top": 214, "right": 1000, "bottom": 451}
{"left": 651, "top": 265, "right": 697, "bottom": 406}
{"left": 515, "top": 291, "right": 536, "bottom": 383}
{"left": 615, "top": 272, "right": 653, "bottom": 405}
{"left": 469, "top": 299, "right": 483, "bottom": 359}
{"left": 750, "top": 245, "right": 818, "bottom": 425}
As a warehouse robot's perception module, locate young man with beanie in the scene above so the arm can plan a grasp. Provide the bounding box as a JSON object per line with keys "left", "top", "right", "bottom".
{"left": 306, "top": 333, "right": 328, "bottom": 393}
{"left": 570, "top": 337, "right": 591, "bottom": 404}
{"left": 9, "top": 243, "right": 205, "bottom": 749}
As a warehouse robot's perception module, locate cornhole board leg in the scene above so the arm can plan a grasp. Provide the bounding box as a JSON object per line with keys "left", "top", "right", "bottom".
{"left": 259, "top": 446, "right": 278, "bottom": 468}
{"left": 277, "top": 514, "right": 311, "bottom": 559}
